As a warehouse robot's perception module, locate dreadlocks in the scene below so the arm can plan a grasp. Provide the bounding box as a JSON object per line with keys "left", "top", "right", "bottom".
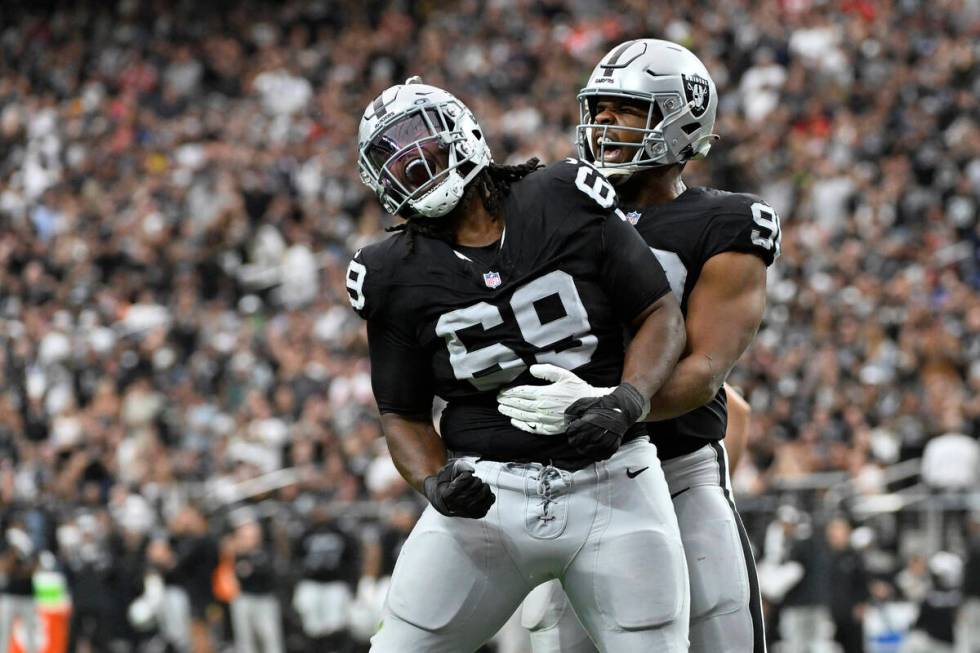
{"left": 385, "top": 158, "right": 543, "bottom": 254}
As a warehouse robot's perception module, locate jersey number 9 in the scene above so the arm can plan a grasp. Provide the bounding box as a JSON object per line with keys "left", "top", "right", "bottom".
{"left": 750, "top": 202, "right": 780, "bottom": 254}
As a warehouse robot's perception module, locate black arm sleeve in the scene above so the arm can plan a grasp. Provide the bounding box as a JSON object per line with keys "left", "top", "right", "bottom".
{"left": 599, "top": 214, "right": 672, "bottom": 322}
{"left": 366, "top": 319, "right": 435, "bottom": 416}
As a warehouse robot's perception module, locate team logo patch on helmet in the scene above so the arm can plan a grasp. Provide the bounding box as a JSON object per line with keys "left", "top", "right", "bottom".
{"left": 683, "top": 73, "right": 710, "bottom": 118}
{"left": 483, "top": 271, "right": 502, "bottom": 288}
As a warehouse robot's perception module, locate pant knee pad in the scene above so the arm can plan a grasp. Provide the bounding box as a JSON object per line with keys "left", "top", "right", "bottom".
{"left": 596, "top": 529, "right": 687, "bottom": 630}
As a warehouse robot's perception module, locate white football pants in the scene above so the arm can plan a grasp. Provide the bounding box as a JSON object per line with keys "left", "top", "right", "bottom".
{"left": 369, "top": 437, "right": 689, "bottom": 653}
{"left": 523, "top": 441, "right": 766, "bottom": 653}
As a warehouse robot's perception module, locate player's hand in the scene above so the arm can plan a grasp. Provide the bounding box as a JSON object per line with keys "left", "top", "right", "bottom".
{"left": 497, "top": 364, "right": 613, "bottom": 435}
{"left": 565, "top": 383, "right": 650, "bottom": 461}
{"left": 423, "top": 460, "right": 495, "bottom": 519}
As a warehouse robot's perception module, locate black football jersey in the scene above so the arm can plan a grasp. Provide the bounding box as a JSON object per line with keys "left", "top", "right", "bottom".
{"left": 626, "top": 187, "right": 780, "bottom": 460}
{"left": 348, "top": 159, "right": 671, "bottom": 467}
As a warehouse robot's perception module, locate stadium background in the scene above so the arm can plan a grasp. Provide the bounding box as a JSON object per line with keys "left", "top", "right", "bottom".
{"left": 0, "top": 0, "right": 978, "bottom": 652}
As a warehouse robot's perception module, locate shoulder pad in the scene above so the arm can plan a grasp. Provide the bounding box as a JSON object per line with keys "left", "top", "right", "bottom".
{"left": 542, "top": 158, "right": 620, "bottom": 213}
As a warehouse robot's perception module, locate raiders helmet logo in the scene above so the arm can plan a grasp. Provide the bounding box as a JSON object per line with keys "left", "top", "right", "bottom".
{"left": 683, "top": 74, "right": 710, "bottom": 118}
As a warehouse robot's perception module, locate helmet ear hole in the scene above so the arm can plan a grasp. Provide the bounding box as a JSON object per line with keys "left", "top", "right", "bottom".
{"left": 648, "top": 102, "right": 664, "bottom": 126}
{"left": 681, "top": 123, "right": 700, "bottom": 135}
{"left": 472, "top": 129, "right": 482, "bottom": 140}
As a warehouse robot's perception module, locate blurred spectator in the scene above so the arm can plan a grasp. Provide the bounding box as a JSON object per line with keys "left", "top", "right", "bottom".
{"left": 777, "top": 516, "right": 838, "bottom": 653}
{"left": 959, "top": 513, "right": 980, "bottom": 653}
{"left": 170, "top": 505, "right": 219, "bottom": 653}
{"left": 825, "top": 518, "right": 869, "bottom": 653}
{"left": 230, "top": 519, "right": 283, "bottom": 653}
{"left": 0, "top": 519, "right": 38, "bottom": 653}
{"left": 146, "top": 536, "right": 191, "bottom": 652}
{"left": 62, "top": 512, "right": 112, "bottom": 653}
{"left": 863, "top": 579, "right": 913, "bottom": 653}
{"left": 896, "top": 553, "right": 931, "bottom": 605}
{"left": 759, "top": 506, "right": 806, "bottom": 606}
{"left": 901, "top": 552, "right": 962, "bottom": 653}
{"left": 291, "top": 506, "right": 359, "bottom": 652}
{"left": 347, "top": 503, "right": 418, "bottom": 647}
{"left": 104, "top": 526, "right": 150, "bottom": 652}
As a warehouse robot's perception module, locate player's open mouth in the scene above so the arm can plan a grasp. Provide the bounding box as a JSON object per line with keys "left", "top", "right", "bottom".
{"left": 595, "top": 136, "right": 636, "bottom": 163}
{"left": 602, "top": 146, "right": 623, "bottom": 162}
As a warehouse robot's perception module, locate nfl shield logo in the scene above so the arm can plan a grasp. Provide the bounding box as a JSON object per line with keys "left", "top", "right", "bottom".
{"left": 483, "top": 271, "right": 502, "bottom": 288}
{"left": 625, "top": 211, "right": 641, "bottom": 225}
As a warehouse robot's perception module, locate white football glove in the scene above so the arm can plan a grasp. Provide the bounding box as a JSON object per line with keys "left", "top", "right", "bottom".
{"left": 497, "top": 364, "right": 613, "bottom": 435}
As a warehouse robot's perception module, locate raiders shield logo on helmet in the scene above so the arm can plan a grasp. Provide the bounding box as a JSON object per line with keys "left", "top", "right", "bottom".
{"left": 683, "top": 73, "right": 710, "bottom": 118}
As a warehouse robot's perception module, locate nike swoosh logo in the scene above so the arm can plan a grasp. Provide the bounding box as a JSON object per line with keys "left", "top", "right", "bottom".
{"left": 626, "top": 466, "right": 649, "bottom": 479}
{"left": 670, "top": 487, "right": 691, "bottom": 499}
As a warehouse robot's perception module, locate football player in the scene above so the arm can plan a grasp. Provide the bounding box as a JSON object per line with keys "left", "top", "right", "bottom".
{"left": 349, "top": 77, "right": 691, "bottom": 652}
{"left": 498, "top": 39, "right": 780, "bottom": 653}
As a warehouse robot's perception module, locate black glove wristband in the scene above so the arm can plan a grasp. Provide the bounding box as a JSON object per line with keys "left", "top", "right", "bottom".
{"left": 609, "top": 382, "right": 648, "bottom": 424}
{"left": 423, "top": 474, "right": 450, "bottom": 515}
{"left": 564, "top": 382, "right": 649, "bottom": 462}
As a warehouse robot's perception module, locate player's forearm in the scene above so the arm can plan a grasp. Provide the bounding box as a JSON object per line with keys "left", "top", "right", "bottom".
{"left": 622, "top": 294, "right": 686, "bottom": 402}
{"left": 724, "top": 383, "right": 751, "bottom": 471}
{"left": 645, "top": 352, "right": 727, "bottom": 421}
{"left": 379, "top": 413, "right": 448, "bottom": 493}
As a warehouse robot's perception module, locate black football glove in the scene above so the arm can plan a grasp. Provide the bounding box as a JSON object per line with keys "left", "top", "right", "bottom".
{"left": 564, "top": 383, "right": 648, "bottom": 461}
{"left": 423, "top": 460, "right": 496, "bottom": 519}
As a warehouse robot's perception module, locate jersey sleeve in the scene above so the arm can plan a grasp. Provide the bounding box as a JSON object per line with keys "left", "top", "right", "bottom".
{"left": 599, "top": 211, "right": 672, "bottom": 322}
{"left": 366, "top": 319, "right": 435, "bottom": 416}
{"left": 345, "top": 247, "right": 387, "bottom": 321}
{"left": 348, "top": 241, "right": 434, "bottom": 415}
{"left": 702, "top": 196, "right": 781, "bottom": 266}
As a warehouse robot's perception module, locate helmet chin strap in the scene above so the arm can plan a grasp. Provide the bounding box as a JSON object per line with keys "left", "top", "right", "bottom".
{"left": 588, "top": 133, "right": 643, "bottom": 184}
{"left": 595, "top": 143, "right": 662, "bottom": 185}
{"left": 598, "top": 166, "right": 638, "bottom": 185}
{"left": 596, "top": 157, "right": 678, "bottom": 185}
{"left": 408, "top": 169, "right": 467, "bottom": 218}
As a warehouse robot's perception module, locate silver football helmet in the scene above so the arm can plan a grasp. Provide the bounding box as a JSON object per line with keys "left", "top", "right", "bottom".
{"left": 358, "top": 77, "right": 492, "bottom": 218}
{"left": 577, "top": 39, "right": 719, "bottom": 179}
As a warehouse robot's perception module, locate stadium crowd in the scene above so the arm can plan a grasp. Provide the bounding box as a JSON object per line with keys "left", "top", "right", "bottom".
{"left": 0, "top": 0, "right": 978, "bottom": 651}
